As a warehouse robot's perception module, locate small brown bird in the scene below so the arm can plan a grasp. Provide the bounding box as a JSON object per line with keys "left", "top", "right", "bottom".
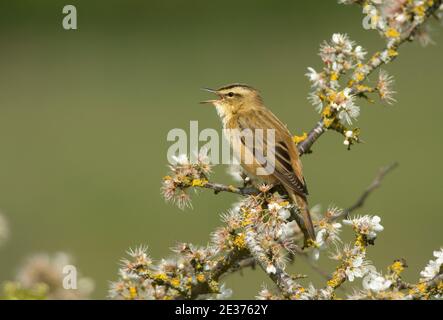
{"left": 201, "top": 84, "right": 316, "bottom": 244}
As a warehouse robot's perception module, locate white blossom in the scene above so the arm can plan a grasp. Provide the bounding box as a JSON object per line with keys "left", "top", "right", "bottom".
{"left": 279, "top": 221, "right": 300, "bottom": 239}
{"left": 311, "top": 219, "right": 342, "bottom": 261}
{"left": 380, "top": 50, "right": 392, "bottom": 63}
{"left": 329, "top": 88, "right": 361, "bottom": 125}
{"left": 420, "top": 248, "right": 443, "bottom": 281}
{"left": 268, "top": 202, "right": 282, "bottom": 212}
{"left": 278, "top": 209, "right": 291, "bottom": 221}
{"left": 297, "top": 284, "right": 318, "bottom": 300}
{"left": 337, "top": 100, "right": 360, "bottom": 125}
{"left": 308, "top": 92, "right": 324, "bottom": 113}
{"left": 354, "top": 45, "right": 367, "bottom": 60}
{"left": 305, "top": 67, "right": 324, "bottom": 87}
{"left": 378, "top": 69, "right": 396, "bottom": 104}
{"left": 215, "top": 284, "right": 233, "bottom": 299}
{"left": 172, "top": 154, "right": 189, "bottom": 165}
{"left": 332, "top": 33, "right": 354, "bottom": 53}
{"left": 266, "top": 264, "right": 277, "bottom": 275}
{"left": 362, "top": 270, "right": 392, "bottom": 292}
{"left": 345, "top": 253, "right": 372, "bottom": 281}
{"left": 316, "top": 223, "right": 342, "bottom": 249}
{"left": 318, "top": 286, "right": 334, "bottom": 300}
{"left": 343, "top": 215, "right": 384, "bottom": 240}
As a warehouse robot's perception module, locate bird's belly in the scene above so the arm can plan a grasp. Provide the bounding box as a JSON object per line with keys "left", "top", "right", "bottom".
{"left": 225, "top": 129, "right": 277, "bottom": 184}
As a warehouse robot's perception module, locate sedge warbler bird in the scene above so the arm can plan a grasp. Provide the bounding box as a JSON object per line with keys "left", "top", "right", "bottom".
{"left": 201, "top": 84, "right": 316, "bottom": 244}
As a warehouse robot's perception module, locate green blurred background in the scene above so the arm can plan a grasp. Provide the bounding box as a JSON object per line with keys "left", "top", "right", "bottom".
{"left": 0, "top": 0, "right": 442, "bottom": 299}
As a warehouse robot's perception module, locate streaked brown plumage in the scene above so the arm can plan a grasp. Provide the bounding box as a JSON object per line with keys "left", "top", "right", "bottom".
{"left": 202, "top": 84, "right": 316, "bottom": 244}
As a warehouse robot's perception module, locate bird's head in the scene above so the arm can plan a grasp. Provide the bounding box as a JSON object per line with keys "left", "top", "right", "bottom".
{"left": 201, "top": 84, "right": 263, "bottom": 116}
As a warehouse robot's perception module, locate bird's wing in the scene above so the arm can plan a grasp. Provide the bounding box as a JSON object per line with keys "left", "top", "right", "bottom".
{"left": 237, "top": 108, "right": 308, "bottom": 198}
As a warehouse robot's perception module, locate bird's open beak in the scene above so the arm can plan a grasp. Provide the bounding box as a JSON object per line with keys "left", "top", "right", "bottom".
{"left": 200, "top": 87, "right": 221, "bottom": 104}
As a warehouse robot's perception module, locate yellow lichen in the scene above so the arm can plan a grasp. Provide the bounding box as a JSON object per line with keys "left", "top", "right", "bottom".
{"left": 279, "top": 201, "right": 289, "bottom": 207}
{"left": 323, "top": 118, "right": 335, "bottom": 128}
{"left": 409, "top": 282, "right": 429, "bottom": 298}
{"left": 233, "top": 233, "right": 246, "bottom": 249}
{"left": 191, "top": 179, "right": 208, "bottom": 187}
{"left": 293, "top": 287, "right": 305, "bottom": 299}
{"left": 209, "top": 280, "right": 219, "bottom": 292}
{"left": 322, "top": 106, "right": 333, "bottom": 119}
{"left": 388, "top": 49, "right": 398, "bottom": 57}
{"left": 293, "top": 133, "right": 308, "bottom": 145}
{"left": 356, "top": 85, "right": 373, "bottom": 93}
{"left": 385, "top": 28, "right": 400, "bottom": 38}
{"left": 328, "top": 92, "right": 337, "bottom": 103}
{"left": 354, "top": 234, "right": 366, "bottom": 249}
{"left": 354, "top": 72, "right": 365, "bottom": 82}
{"left": 129, "top": 286, "right": 137, "bottom": 299}
{"left": 241, "top": 211, "right": 253, "bottom": 227}
{"left": 155, "top": 273, "right": 168, "bottom": 282}
{"left": 170, "top": 277, "right": 181, "bottom": 287}
{"left": 196, "top": 274, "right": 206, "bottom": 283}
{"left": 389, "top": 261, "right": 405, "bottom": 276}
{"left": 327, "top": 274, "right": 343, "bottom": 289}
{"left": 306, "top": 238, "right": 316, "bottom": 248}
{"left": 330, "top": 72, "right": 339, "bottom": 81}
{"left": 413, "top": 5, "right": 425, "bottom": 17}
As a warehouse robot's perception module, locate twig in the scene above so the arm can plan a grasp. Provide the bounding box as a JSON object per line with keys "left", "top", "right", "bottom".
{"left": 292, "top": 247, "right": 329, "bottom": 280}
{"left": 420, "top": 273, "right": 443, "bottom": 293}
{"left": 339, "top": 162, "right": 399, "bottom": 219}
{"left": 210, "top": 248, "right": 249, "bottom": 281}
{"left": 200, "top": 182, "right": 259, "bottom": 196}
{"left": 297, "top": 120, "right": 326, "bottom": 156}
{"left": 188, "top": 248, "right": 249, "bottom": 299}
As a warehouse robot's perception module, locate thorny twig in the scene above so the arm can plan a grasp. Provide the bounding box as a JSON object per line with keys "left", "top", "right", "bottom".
{"left": 337, "top": 162, "right": 399, "bottom": 220}
{"left": 198, "top": 182, "right": 259, "bottom": 196}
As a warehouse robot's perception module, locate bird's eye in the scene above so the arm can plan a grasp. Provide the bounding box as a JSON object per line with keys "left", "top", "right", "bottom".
{"left": 227, "top": 92, "right": 234, "bottom": 97}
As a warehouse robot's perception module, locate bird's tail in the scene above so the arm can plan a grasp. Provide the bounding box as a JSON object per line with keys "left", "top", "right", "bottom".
{"left": 289, "top": 192, "right": 316, "bottom": 246}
